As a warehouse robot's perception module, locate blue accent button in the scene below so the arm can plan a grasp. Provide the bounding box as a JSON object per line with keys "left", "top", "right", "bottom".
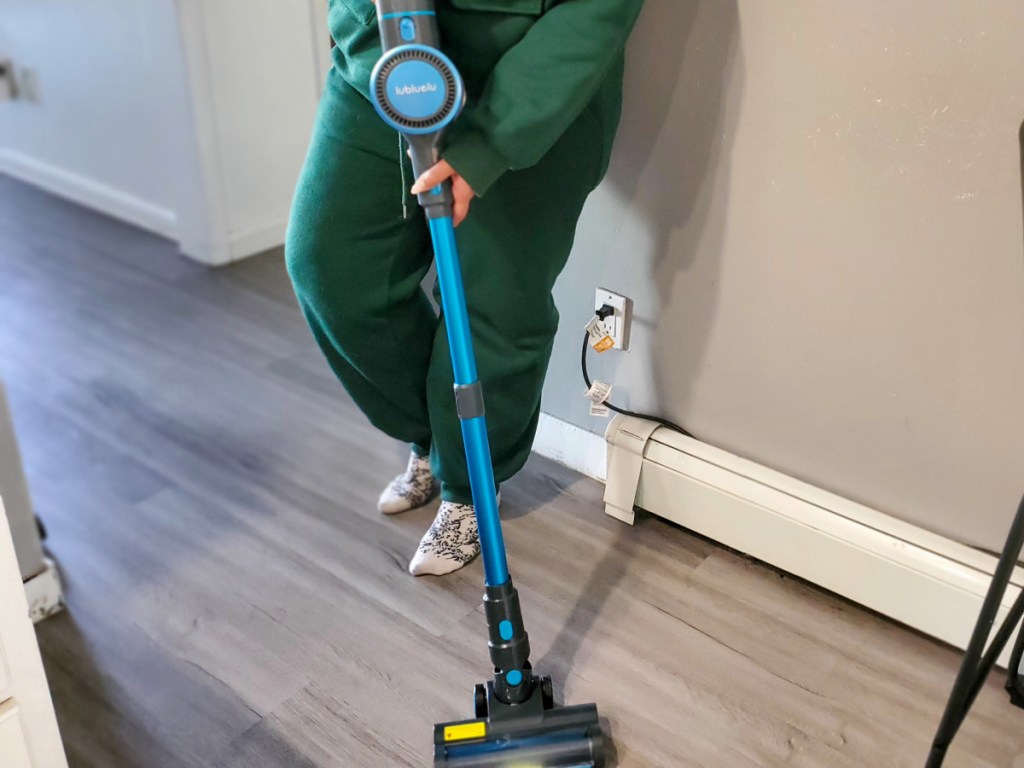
{"left": 506, "top": 669, "right": 523, "bottom": 687}
{"left": 386, "top": 60, "right": 447, "bottom": 120}
{"left": 498, "top": 620, "right": 513, "bottom": 641}
{"left": 431, "top": 184, "right": 443, "bottom": 196}
{"left": 399, "top": 17, "right": 416, "bottom": 41}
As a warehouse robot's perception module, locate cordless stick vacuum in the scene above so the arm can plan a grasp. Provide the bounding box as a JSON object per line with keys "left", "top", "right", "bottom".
{"left": 370, "top": 2, "right": 605, "bottom": 766}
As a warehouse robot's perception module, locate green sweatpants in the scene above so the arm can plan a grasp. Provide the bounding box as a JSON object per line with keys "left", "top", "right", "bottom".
{"left": 285, "top": 70, "right": 606, "bottom": 504}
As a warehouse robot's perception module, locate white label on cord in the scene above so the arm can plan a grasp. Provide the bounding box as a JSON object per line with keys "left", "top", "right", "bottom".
{"left": 590, "top": 402, "right": 610, "bottom": 418}
{"left": 584, "top": 316, "right": 604, "bottom": 341}
{"left": 583, "top": 380, "right": 612, "bottom": 404}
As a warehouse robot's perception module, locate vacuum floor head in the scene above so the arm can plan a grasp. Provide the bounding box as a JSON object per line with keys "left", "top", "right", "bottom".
{"left": 434, "top": 679, "right": 605, "bottom": 768}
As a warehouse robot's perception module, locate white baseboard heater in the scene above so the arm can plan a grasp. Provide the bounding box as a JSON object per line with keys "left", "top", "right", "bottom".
{"left": 603, "top": 415, "right": 1023, "bottom": 665}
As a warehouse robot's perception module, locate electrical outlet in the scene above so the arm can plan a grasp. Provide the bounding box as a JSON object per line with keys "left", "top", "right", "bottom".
{"left": 594, "top": 288, "right": 631, "bottom": 351}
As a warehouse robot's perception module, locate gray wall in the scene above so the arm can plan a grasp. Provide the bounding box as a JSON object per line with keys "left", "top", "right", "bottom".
{"left": 544, "top": 0, "right": 1024, "bottom": 553}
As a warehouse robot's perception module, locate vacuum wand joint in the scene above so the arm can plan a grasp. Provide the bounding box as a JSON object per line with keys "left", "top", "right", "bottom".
{"left": 484, "top": 579, "right": 534, "bottom": 704}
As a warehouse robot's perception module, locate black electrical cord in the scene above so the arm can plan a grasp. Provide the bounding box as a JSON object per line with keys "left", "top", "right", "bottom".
{"left": 580, "top": 309, "right": 695, "bottom": 439}
{"left": 1006, "top": 615, "right": 1024, "bottom": 708}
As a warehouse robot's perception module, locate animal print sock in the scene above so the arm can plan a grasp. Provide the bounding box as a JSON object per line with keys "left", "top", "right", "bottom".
{"left": 407, "top": 494, "right": 499, "bottom": 577}
{"left": 378, "top": 451, "right": 438, "bottom": 514}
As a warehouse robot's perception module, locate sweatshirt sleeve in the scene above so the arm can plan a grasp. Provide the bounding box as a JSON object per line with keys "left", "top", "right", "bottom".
{"left": 442, "top": 0, "right": 645, "bottom": 197}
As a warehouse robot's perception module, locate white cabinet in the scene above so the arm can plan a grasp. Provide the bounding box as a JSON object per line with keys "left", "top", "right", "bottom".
{"left": 0, "top": 701, "right": 34, "bottom": 768}
{"left": 0, "top": 637, "right": 11, "bottom": 701}
{"left": 0, "top": 381, "right": 46, "bottom": 582}
{"left": 0, "top": 498, "right": 66, "bottom": 768}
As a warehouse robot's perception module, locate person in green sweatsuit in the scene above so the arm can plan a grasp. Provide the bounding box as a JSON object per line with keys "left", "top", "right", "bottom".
{"left": 286, "top": 0, "right": 644, "bottom": 576}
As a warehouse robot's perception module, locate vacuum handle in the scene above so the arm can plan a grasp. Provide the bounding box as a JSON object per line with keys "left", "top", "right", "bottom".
{"left": 376, "top": 0, "right": 441, "bottom": 50}
{"left": 406, "top": 134, "right": 454, "bottom": 219}
{"left": 373, "top": 0, "right": 454, "bottom": 218}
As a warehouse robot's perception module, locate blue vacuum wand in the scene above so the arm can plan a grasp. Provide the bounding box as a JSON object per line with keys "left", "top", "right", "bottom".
{"left": 371, "top": 3, "right": 605, "bottom": 766}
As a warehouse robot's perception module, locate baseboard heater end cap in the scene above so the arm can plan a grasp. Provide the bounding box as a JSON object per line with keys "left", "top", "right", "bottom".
{"left": 603, "top": 415, "right": 664, "bottom": 525}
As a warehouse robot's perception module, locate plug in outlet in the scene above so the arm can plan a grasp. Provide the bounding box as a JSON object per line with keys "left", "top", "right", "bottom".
{"left": 594, "top": 288, "right": 631, "bottom": 351}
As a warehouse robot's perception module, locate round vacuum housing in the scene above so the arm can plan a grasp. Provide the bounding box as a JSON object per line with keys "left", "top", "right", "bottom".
{"left": 370, "top": 44, "right": 465, "bottom": 135}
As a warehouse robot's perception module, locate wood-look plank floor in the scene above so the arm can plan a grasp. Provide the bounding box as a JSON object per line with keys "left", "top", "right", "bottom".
{"left": 2, "top": 174, "right": 1022, "bottom": 767}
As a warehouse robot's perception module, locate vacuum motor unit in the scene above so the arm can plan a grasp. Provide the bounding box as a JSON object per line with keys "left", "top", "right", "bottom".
{"left": 372, "top": 44, "right": 463, "bottom": 134}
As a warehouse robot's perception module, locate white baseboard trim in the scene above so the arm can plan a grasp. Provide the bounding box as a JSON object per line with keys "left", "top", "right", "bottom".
{"left": 0, "top": 150, "right": 178, "bottom": 241}
{"left": 178, "top": 217, "right": 288, "bottom": 267}
{"left": 229, "top": 216, "right": 288, "bottom": 262}
{"left": 604, "top": 415, "right": 1023, "bottom": 664}
{"left": 23, "top": 558, "right": 64, "bottom": 624}
{"left": 533, "top": 413, "right": 607, "bottom": 482}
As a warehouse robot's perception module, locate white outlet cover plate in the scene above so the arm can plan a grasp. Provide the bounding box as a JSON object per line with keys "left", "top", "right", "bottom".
{"left": 594, "top": 288, "right": 630, "bottom": 351}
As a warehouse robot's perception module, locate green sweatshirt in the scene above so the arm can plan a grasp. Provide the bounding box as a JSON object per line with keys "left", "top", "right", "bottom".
{"left": 327, "top": 0, "right": 645, "bottom": 196}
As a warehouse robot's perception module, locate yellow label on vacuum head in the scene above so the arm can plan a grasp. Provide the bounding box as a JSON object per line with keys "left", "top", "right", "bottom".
{"left": 443, "top": 722, "right": 487, "bottom": 742}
